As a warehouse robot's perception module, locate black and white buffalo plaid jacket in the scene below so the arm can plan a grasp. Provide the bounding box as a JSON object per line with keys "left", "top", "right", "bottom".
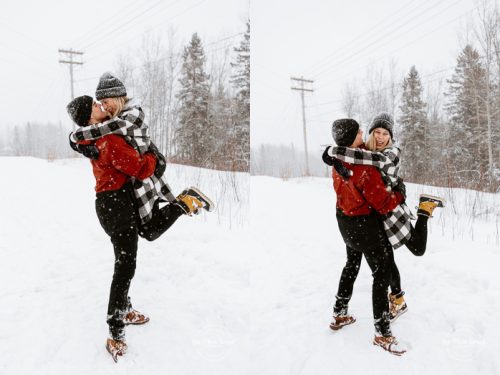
{"left": 71, "top": 100, "right": 176, "bottom": 224}
{"left": 328, "top": 145, "right": 415, "bottom": 249}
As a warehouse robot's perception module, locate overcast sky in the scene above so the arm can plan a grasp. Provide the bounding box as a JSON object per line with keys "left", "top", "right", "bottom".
{"left": 0, "top": 0, "right": 248, "bottom": 131}
{"left": 251, "top": 0, "right": 476, "bottom": 151}
{"left": 1, "top": 0, "right": 481, "bottom": 152}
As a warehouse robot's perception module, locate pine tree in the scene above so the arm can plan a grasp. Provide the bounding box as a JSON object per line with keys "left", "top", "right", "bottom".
{"left": 230, "top": 20, "right": 250, "bottom": 172}
{"left": 445, "top": 45, "right": 489, "bottom": 186}
{"left": 209, "top": 81, "right": 234, "bottom": 170}
{"left": 398, "top": 66, "right": 428, "bottom": 182}
{"left": 176, "top": 33, "right": 212, "bottom": 167}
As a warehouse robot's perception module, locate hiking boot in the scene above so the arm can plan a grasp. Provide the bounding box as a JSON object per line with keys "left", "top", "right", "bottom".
{"left": 389, "top": 292, "right": 408, "bottom": 322}
{"left": 373, "top": 334, "right": 406, "bottom": 356}
{"left": 106, "top": 338, "right": 127, "bottom": 363}
{"left": 373, "top": 313, "right": 406, "bottom": 355}
{"left": 176, "top": 187, "right": 214, "bottom": 216}
{"left": 330, "top": 314, "right": 356, "bottom": 331}
{"left": 124, "top": 308, "right": 150, "bottom": 325}
{"left": 417, "top": 194, "right": 445, "bottom": 217}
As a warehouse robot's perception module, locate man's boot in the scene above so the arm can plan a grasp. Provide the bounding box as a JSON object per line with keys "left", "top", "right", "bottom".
{"left": 123, "top": 308, "right": 150, "bottom": 325}
{"left": 106, "top": 338, "right": 127, "bottom": 363}
{"left": 373, "top": 314, "right": 406, "bottom": 356}
{"left": 330, "top": 299, "right": 356, "bottom": 331}
{"left": 330, "top": 313, "right": 356, "bottom": 331}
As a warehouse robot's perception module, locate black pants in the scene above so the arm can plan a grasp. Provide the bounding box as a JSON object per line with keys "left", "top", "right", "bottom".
{"left": 334, "top": 211, "right": 392, "bottom": 327}
{"left": 95, "top": 182, "right": 183, "bottom": 340}
{"left": 334, "top": 243, "right": 403, "bottom": 301}
{"left": 334, "top": 213, "right": 431, "bottom": 308}
{"left": 405, "top": 216, "right": 429, "bottom": 256}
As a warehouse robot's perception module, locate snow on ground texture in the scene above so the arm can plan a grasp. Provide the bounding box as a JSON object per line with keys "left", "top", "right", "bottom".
{"left": 250, "top": 176, "right": 499, "bottom": 375}
{"left": 0, "top": 157, "right": 250, "bottom": 375}
{"left": 0, "top": 157, "right": 499, "bottom": 374}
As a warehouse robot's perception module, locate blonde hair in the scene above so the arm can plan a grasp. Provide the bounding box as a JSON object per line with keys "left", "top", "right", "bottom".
{"left": 108, "top": 96, "right": 128, "bottom": 117}
{"left": 366, "top": 129, "right": 393, "bottom": 151}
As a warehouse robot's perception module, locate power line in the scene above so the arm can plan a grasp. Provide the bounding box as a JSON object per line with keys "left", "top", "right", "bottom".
{"left": 0, "top": 18, "right": 55, "bottom": 51}
{"left": 314, "top": 7, "right": 473, "bottom": 92}
{"left": 312, "top": 0, "right": 467, "bottom": 80}
{"left": 79, "top": 0, "right": 181, "bottom": 51}
{"left": 70, "top": 0, "right": 146, "bottom": 48}
{"left": 83, "top": 0, "right": 208, "bottom": 65}
{"left": 74, "top": 32, "right": 242, "bottom": 83}
{"left": 303, "top": 0, "right": 425, "bottom": 76}
{"left": 307, "top": 67, "right": 454, "bottom": 121}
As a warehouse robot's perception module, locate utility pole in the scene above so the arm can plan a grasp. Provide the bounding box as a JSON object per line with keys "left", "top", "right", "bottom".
{"left": 59, "top": 49, "right": 83, "bottom": 131}
{"left": 291, "top": 76, "right": 314, "bottom": 176}
{"left": 58, "top": 49, "right": 84, "bottom": 101}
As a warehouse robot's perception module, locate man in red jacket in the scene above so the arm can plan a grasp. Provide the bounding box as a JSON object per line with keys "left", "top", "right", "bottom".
{"left": 324, "top": 118, "right": 406, "bottom": 356}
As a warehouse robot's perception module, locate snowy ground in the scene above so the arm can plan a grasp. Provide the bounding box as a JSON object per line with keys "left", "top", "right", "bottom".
{"left": 0, "top": 157, "right": 499, "bottom": 374}
{"left": 0, "top": 157, "right": 251, "bottom": 375}
{"left": 250, "top": 175, "right": 499, "bottom": 375}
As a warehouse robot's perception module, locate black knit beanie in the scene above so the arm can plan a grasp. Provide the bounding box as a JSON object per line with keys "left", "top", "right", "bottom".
{"left": 369, "top": 112, "right": 394, "bottom": 139}
{"left": 66, "top": 95, "right": 93, "bottom": 127}
{"left": 95, "top": 72, "right": 127, "bottom": 100}
{"left": 331, "top": 119, "right": 360, "bottom": 146}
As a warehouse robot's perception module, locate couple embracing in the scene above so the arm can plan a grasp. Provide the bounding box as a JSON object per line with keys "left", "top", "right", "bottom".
{"left": 323, "top": 114, "right": 445, "bottom": 356}
{"left": 66, "top": 72, "right": 214, "bottom": 362}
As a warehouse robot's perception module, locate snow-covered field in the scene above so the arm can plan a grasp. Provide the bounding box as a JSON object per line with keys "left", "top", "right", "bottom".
{"left": 0, "top": 157, "right": 251, "bottom": 375}
{"left": 0, "top": 157, "right": 499, "bottom": 374}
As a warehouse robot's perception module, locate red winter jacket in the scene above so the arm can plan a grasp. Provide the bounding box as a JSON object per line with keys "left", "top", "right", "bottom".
{"left": 84, "top": 135, "right": 156, "bottom": 193}
{"left": 333, "top": 160, "right": 403, "bottom": 216}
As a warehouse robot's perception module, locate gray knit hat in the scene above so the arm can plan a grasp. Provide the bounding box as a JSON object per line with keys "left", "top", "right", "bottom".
{"left": 66, "top": 95, "right": 93, "bottom": 127}
{"left": 369, "top": 112, "right": 394, "bottom": 139}
{"left": 95, "top": 72, "right": 126, "bottom": 100}
{"left": 331, "top": 118, "right": 360, "bottom": 146}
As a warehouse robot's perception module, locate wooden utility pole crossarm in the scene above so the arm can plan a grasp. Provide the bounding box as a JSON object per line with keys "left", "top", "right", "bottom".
{"left": 59, "top": 48, "right": 84, "bottom": 131}
{"left": 58, "top": 48, "right": 84, "bottom": 101}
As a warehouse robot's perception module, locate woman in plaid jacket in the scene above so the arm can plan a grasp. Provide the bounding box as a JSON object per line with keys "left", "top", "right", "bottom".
{"left": 67, "top": 93, "right": 213, "bottom": 362}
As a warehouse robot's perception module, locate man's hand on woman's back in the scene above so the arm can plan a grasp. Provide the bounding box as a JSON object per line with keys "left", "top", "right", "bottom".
{"left": 68, "top": 133, "right": 100, "bottom": 160}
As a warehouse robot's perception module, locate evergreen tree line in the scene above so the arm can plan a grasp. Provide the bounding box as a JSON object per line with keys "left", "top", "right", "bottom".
{"left": 2, "top": 23, "right": 250, "bottom": 173}
{"left": 339, "top": 2, "right": 499, "bottom": 193}
{"left": 118, "top": 24, "right": 249, "bottom": 172}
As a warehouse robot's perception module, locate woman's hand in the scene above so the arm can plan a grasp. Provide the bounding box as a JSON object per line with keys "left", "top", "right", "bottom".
{"left": 148, "top": 142, "right": 166, "bottom": 178}
{"left": 392, "top": 178, "right": 407, "bottom": 201}
{"left": 322, "top": 146, "right": 351, "bottom": 179}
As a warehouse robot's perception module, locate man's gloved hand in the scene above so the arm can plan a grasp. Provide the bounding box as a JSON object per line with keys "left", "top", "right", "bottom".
{"left": 69, "top": 134, "right": 99, "bottom": 160}
{"left": 148, "top": 142, "right": 166, "bottom": 178}
{"left": 332, "top": 158, "right": 351, "bottom": 179}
